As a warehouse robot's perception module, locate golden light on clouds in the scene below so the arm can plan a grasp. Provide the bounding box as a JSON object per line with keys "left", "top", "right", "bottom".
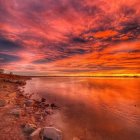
{"left": 0, "top": 0, "right": 140, "bottom": 76}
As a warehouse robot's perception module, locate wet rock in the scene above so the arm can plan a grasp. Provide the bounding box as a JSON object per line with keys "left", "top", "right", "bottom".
{"left": 2, "top": 79, "right": 26, "bottom": 85}
{"left": 45, "top": 104, "right": 50, "bottom": 107}
{"left": 33, "top": 100, "right": 41, "bottom": 107}
{"left": 16, "top": 80, "right": 26, "bottom": 85}
{"left": 0, "top": 99, "right": 6, "bottom": 107}
{"left": 10, "top": 108, "right": 21, "bottom": 117}
{"left": 40, "top": 127, "right": 62, "bottom": 140}
{"left": 22, "top": 123, "right": 37, "bottom": 135}
{"left": 50, "top": 103, "right": 57, "bottom": 109}
{"left": 41, "top": 98, "right": 46, "bottom": 102}
{"left": 33, "top": 98, "right": 50, "bottom": 109}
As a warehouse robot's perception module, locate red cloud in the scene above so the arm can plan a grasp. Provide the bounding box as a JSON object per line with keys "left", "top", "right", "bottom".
{"left": 0, "top": 0, "right": 139, "bottom": 75}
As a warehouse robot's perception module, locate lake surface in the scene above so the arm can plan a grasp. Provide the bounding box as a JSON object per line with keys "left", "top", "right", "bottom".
{"left": 23, "top": 77, "right": 140, "bottom": 140}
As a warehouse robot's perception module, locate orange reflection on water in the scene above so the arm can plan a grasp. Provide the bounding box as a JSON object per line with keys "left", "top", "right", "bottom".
{"left": 24, "top": 77, "right": 140, "bottom": 140}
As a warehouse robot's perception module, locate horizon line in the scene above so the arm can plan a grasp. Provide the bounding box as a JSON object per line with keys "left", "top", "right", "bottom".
{"left": 2, "top": 73, "right": 140, "bottom": 77}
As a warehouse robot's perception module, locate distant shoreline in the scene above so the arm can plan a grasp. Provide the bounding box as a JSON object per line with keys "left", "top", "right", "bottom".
{"left": 31, "top": 75, "right": 140, "bottom": 78}
{"left": 1, "top": 73, "right": 140, "bottom": 78}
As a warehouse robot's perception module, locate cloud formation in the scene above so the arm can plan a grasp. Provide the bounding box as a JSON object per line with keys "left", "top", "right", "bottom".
{"left": 0, "top": 0, "right": 140, "bottom": 75}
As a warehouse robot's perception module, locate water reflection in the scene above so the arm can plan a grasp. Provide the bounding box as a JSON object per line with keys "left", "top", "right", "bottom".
{"left": 24, "top": 77, "right": 140, "bottom": 140}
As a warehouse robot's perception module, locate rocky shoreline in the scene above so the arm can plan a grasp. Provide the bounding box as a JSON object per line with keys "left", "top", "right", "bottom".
{"left": 0, "top": 74, "right": 62, "bottom": 140}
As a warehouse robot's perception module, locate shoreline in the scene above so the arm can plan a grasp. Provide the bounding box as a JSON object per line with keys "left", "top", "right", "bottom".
{"left": 0, "top": 74, "right": 60, "bottom": 140}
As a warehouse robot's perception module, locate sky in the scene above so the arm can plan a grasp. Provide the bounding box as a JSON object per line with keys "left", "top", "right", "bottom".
{"left": 0, "top": 0, "right": 140, "bottom": 76}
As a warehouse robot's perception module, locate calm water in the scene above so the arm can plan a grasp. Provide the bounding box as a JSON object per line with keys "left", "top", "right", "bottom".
{"left": 24, "top": 77, "right": 140, "bottom": 140}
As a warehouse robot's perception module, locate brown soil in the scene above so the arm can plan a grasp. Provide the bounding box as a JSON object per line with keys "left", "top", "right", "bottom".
{"left": 0, "top": 75, "right": 55, "bottom": 140}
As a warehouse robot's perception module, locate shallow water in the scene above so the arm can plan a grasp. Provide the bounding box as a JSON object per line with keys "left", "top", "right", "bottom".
{"left": 24, "top": 77, "right": 140, "bottom": 140}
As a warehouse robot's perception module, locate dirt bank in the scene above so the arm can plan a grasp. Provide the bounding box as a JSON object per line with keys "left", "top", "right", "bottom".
{"left": 0, "top": 74, "right": 58, "bottom": 140}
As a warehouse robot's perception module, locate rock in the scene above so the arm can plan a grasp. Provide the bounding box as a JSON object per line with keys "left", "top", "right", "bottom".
{"left": 33, "top": 100, "right": 41, "bottom": 107}
{"left": 22, "top": 123, "right": 37, "bottom": 135}
{"left": 45, "top": 104, "right": 50, "bottom": 107}
{"left": 41, "top": 98, "right": 46, "bottom": 102}
{"left": 33, "top": 98, "right": 49, "bottom": 109}
{"left": 30, "top": 128, "right": 42, "bottom": 139}
{"left": 45, "top": 109, "right": 53, "bottom": 115}
{"left": 0, "top": 99, "right": 6, "bottom": 107}
{"left": 24, "top": 99, "right": 33, "bottom": 107}
{"left": 50, "top": 103, "right": 57, "bottom": 109}
{"left": 16, "top": 80, "right": 26, "bottom": 85}
{"left": 10, "top": 108, "right": 21, "bottom": 117}
{"left": 40, "top": 127, "right": 62, "bottom": 140}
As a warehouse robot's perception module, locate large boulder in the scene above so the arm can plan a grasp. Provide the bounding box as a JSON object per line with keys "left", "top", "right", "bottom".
{"left": 31, "top": 127, "right": 62, "bottom": 140}
{"left": 40, "top": 127, "right": 62, "bottom": 140}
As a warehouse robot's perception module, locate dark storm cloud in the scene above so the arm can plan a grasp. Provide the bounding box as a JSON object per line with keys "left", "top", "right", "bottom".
{"left": 0, "top": 38, "right": 22, "bottom": 52}
{"left": 71, "top": 37, "right": 87, "bottom": 43}
{"left": 32, "top": 48, "right": 87, "bottom": 64}
{"left": 33, "top": 58, "right": 55, "bottom": 64}
{"left": 120, "top": 21, "right": 140, "bottom": 34}
{"left": 0, "top": 53, "right": 21, "bottom": 63}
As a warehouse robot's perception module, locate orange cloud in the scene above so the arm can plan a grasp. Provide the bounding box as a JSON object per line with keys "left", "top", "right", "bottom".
{"left": 0, "top": 0, "right": 140, "bottom": 75}
{"left": 94, "top": 30, "right": 118, "bottom": 39}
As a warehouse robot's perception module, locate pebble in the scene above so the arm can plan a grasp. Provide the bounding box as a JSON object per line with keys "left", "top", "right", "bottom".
{"left": 22, "top": 123, "right": 37, "bottom": 135}
{"left": 10, "top": 108, "right": 21, "bottom": 117}
{"left": 24, "top": 99, "right": 33, "bottom": 107}
{"left": 50, "top": 103, "right": 58, "bottom": 109}
{"left": 30, "top": 126, "right": 63, "bottom": 140}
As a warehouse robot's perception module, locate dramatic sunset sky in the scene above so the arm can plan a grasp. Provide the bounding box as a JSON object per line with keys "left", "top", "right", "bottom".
{"left": 0, "top": 0, "right": 140, "bottom": 76}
